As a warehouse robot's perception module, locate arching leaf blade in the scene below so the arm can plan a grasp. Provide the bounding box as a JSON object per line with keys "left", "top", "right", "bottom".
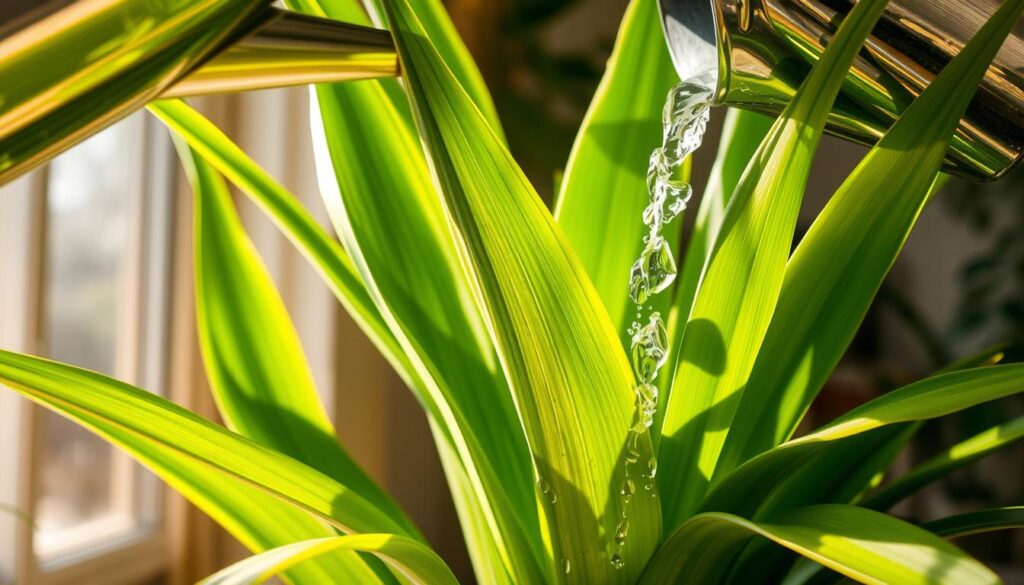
{"left": 703, "top": 364, "right": 1024, "bottom": 517}
{"left": 155, "top": 90, "right": 539, "bottom": 585}
{"left": 22, "top": 401, "right": 382, "bottom": 584}
{"left": 381, "top": 0, "right": 663, "bottom": 580}
{"left": 148, "top": 100, "right": 416, "bottom": 389}
{"left": 862, "top": 416, "right": 1024, "bottom": 511}
{"left": 174, "top": 137, "right": 415, "bottom": 537}
{"left": 0, "top": 350, "right": 413, "bottom": 537}
{"left": 654, "top": 108, "right": 773, "bottom": 445}
{"left": 201, "top": 534, "right": 457, "bottom": 585}
{"left": 641, "top": 505, "right": 998, "bottom": 585}
{"left": 925, "top": 507, "right": 1024, "bottom": 539}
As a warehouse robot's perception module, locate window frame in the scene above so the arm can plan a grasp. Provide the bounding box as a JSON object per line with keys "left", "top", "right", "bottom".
{"left": 0, "top": 114, "right": 177, "bottom": 585}
{"left": 0, "top": 89, "right": 363, "bottom": 584}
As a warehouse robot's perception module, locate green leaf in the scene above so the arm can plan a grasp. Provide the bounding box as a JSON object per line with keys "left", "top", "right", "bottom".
{"left": 553, "top": 0, "right": 679, "bottom": 348}
{"left": 925, "top": 507, "right": 1024, "bottom": 539}
{"left": 741, "top": 346, "right": 1013, "bottom": 524}
{"left": 654, "top": 108, "right": 773, "bottom": 443}
{"left": 276, "top": 2, "right": 530, "bottom": 581}
{"left": 715, "top": 428, "right": 916, "bottom": 585}
{"left": 641, "top": 505, "right": 998, "bottom": 585}
{"left": 391, "top": 0, "right": 503, "bottom": 136}
{"left": 155, "top": 101, "right": 526, "bottom": 582}
{"left": 310, "top": 73, "right": 543, "bottom": 570}
{"left": 155, "top": 28, "right": 535, "bottom": 585}
{"left": 282, "top": 0, "right": 502, "bottom": 136}
{"left": 283, "top": 0, "right": 369, "bottom": 23}
{"left": 201, "top": 534, "right": 457, "bottom": 585}
{"left": 174, "top": 136, "right": 415, "bottom": 536}
{"left": 0, "top": 350, "right": 413, "bottom": 537}
{"left": 69, "top": 413, "right": 384, "bottom": 584}
{"left": 657, "top": 0, "right": 891, "bottom": 527}
{"left": 308, "top": 36, "right": 541, "bottom": 585}
{"left": 784, "top": 507, "right": 1024, "bottom": 585}
{"left": 0, "top": 357, "right": 388, "bottom": 584}
{"left": 148, "top": 100, "right": 415, "bottom": 389}
{"left": 934, "top": 344, "right": 1009, "bottom": 375}
{"left": 717, "top": 0, "right": 1024, "bottom": 474}
{"left": 703, "top": 364, "right": 1024, "bottom": 517}
{"left": 290, "top": 3, "right": 520, "bottom": 580}
{"left": 381, "top": 0, "right": 662, "bottom": 581}
{"left": 668, "top": 107, "right": 774, "bottom": 329}
{"left": 433, "top": 422, "right": 520, "bottom": 585}
{"left": 862, "top": 415, "right": 1024, "bottom": 511}
{"left": 726, "top": 347, "right": 1020, "bottom": 584}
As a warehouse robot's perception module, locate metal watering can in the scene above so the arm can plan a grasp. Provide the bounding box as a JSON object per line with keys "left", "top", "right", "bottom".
{"left": 1, "top": 0, "right": 1021, "bottom": 186}
{"left": 660, "top": 0, "right": 1024, "bottom": 181}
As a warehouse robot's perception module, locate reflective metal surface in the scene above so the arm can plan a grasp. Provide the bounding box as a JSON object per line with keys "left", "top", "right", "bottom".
{"left": 660, "top": 0, "right": 1024, "bottom": 180}
{"left": 0, "top": 0, "right": 396, "bottom": 185}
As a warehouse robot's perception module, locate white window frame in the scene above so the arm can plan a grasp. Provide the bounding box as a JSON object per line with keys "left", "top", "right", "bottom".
{"left": 1, "top": 89, "right": 370, "bottom": 584}
{"left": 0, "top": 113, "right": 176, "bottom": 585}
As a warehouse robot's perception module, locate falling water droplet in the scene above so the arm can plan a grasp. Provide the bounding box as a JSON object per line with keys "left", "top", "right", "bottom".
{"left": 643, "top": 458, "right": 658, "bottom": 492}
{"left": 615, "top": 518, "right": 630, "bottom": 546}
{"left": 611, "top": 554, "right": 625, "bottom": 570}
{"left": 630, "top": 313, "right": 670, "bottom": 383}
{"left": 640, "top": 237, "right": 677, "bottom": 296}
{"left": 626, "top": 430, "right": 641, "bottom": 463}
{"left": 628, "top": 259, "right": 650, "bottom": 305}
{"left": 624, "top": 444, "right": 640, "bottom": 465}
{"left": 647, "top": 148, "right": 670, "bottom": 191}
{"left": 663, "top": 180, "right": 693, "bottom": 221}
{"left": 642, "top": 201, "right": 661, "bottom": 227}
{"left": 635, "top": 383, "right": 659, "bottom": 428}
{"left": 562, "top": 558, "right": 571, "bottom": 575}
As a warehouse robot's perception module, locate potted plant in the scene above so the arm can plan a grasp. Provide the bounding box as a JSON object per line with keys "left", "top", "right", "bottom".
{"left": 1, "top": 0, "right": 1022, "bottom": 582}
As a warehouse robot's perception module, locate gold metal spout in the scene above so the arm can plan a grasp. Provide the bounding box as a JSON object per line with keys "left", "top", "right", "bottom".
{"left": 659, "top": 0, "right": 1024, "bottom": 181}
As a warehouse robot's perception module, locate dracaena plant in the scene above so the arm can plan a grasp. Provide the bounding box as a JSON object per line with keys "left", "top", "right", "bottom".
{"left": 2, "top": 0, "right": 1023, "bottom": 583}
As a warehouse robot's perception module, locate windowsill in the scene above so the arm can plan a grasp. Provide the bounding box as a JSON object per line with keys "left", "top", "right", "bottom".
{"left": 35, "top": 515, "right": 154, "bottom": 571}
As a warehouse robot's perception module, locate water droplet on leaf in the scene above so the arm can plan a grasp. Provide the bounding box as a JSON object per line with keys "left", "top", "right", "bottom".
{"left": 537, "top": 478, "right": 556, "bottom": 504}
{"left": 620, "top": 479, "right": 635, "bottom": 503}
{"left": 615, "top": 518, "right": 629, "bottom": 546}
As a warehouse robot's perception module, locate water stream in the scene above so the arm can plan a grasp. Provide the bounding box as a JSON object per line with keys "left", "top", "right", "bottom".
{"left": 612, "top": 75, "right": 714, "bottom": 568}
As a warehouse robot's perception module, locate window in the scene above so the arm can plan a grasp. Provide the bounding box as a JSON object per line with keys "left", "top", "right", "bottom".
{"left": 0, "top": 112, "right": 175, "bottom": 585}
{"left": 0, "top": 89, "right": 351, "bottom": 584}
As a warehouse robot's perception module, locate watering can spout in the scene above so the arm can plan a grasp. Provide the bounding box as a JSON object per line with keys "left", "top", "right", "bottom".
{"left": 659, "top": 0, "right": 1024, "bottom": 181}
{"left": 0, "top": 0, "right": 396, "bottom": 185}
